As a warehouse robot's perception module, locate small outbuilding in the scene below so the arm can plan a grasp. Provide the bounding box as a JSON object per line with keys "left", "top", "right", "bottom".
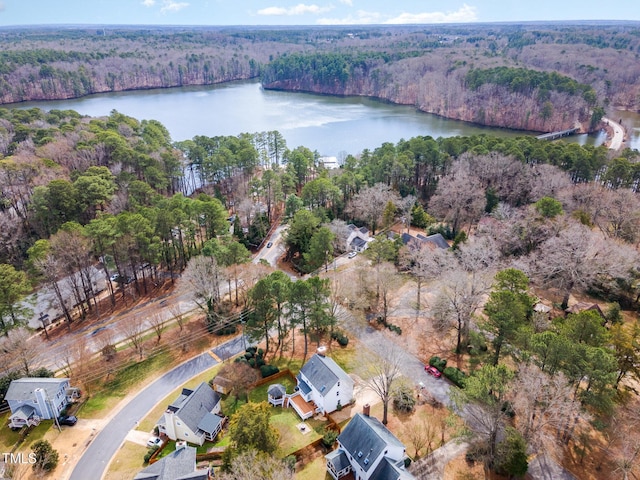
{"left": 211, "top": 375, "right": 233, "bottom": 395}
{"left": 267, "top": 383, "right": 287, "bottom": 407}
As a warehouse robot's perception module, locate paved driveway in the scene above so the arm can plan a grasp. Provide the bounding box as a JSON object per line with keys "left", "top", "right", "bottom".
{"left": 69, "top": 336, "right": 247, "bottom": 480}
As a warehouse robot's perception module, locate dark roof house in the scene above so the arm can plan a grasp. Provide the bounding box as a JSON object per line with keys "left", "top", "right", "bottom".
{"left": 326, "top": 411, "right": 415, "bottom": 480}
{"left": 157, "top": 382, "right": 224, "bottom": 446}
{"left": 292, "top": 351, "right": 354, "bottom": 419}
{"left": 133, "top": 443, "right": 208, "bottom": 480}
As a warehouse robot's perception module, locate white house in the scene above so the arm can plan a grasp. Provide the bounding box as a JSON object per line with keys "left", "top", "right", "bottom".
{"left": 5, "top": 377, "right": 79, "bottom": 429}
{"left": 346, "top": 224, "right": 372, "bottom": 252}
{"left": 326, "top": 408, "right": 416, "bottom": 480}
{"left": 156, "top": 382, "right": 225, "bottom": 446}
{"left": 292, "top": 351, "right": 354, "bottom": 420}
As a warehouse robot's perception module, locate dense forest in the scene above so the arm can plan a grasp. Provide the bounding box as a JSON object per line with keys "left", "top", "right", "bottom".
{"left": 1, "top": 23, "right": 640, "bottom": 132}
{"left": 1, "top": 23, "right": 640, "bottom": 479}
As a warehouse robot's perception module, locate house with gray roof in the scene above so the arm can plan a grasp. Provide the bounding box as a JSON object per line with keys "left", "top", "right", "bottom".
{"left": 293, "top": 351, "right": 354, "bottom": 419}
{"left": 326, "top": 410, "right": 415, "bottom": 480}
{"left": 346, "top": 224, "right": 372, "bottom": 252}
{"left": 133, "top": 442, "right": 208, "bottom": 480}
{"left": 156, "top": 382, "right": 224, "bottom": 446}
{"left": 5, "top": 377, "right": 79, "bottom": 429}
{"left": 401, "top": 232, "right": 449, "bottom": 250}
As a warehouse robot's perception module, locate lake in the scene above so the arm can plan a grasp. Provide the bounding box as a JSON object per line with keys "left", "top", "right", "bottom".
{"left": 9, "top": 80, "right": 640, "bottom": 156}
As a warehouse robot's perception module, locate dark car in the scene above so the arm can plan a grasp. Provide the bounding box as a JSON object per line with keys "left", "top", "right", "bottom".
{"left": 58, "top": 415, "right": 77, "bottom": 426}
{"left": 424, "top": 365, "right": 442, "bottom": 378}
{"left": 266, "top": 241, "right": 273, "bottom": 248}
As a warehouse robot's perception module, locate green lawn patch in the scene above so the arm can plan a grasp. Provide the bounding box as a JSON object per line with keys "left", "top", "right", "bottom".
{"left": 270, "top": 408, "right": 324, "bottom": 456}
{"left": 248, "top": 376, "right": 297, "bottom": 404}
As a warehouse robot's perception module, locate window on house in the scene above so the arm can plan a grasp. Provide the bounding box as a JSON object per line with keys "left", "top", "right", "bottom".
{"left": 337, "top": 391, "right": 340, "bottom": 396}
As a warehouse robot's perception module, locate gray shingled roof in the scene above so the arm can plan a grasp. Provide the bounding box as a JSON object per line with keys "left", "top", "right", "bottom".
{"left": 417, "top": 233, "right": 449, "bottom": 249}
{"left": 133, "top": 445, "right": 208, "bottom": 480}
{"left": 402, "top": 232, "right": 449, "bottom": 250}
{"left": 267, "top": 383, "right": 287, "bottom": 399}
{"left": 369, "top": 457, "right": 416, "bottom": 480}
{"left": 196, "top": 412, "right": 223, "bottom": 435}
{"left": 299, "top": 354, "right": 353, "bottom": 398}
{"left": 10, "top": 405, "right": 36, "bottom": 421}
{"left": 296, "top": 374, "right": 312, "bottom": 395}
{"left": 5, "top": 378, "right": 69, "bottom": 402}
{"left": 326, "top": 449, "right": 350, "bottom": 472}
{"left": 351, "top": 237, "right": 367, "bottom": 249}
{"left": 337, "top": 413, "right": 405, "bottom": 474}
{"left": 170, "top": 382, "right": 220, "bottom": 435}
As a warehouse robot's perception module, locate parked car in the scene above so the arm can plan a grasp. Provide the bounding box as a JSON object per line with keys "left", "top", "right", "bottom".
{"left": 266, "top": 241, "right": 273, "bottom": 248}
{"left": 424, "top": 365, "right": 442, "bottom": 378}
{"left": 146, "top": 436, "right": 162, "bottom": 448}
{"left": 348, "top": 251, "right": 357, "bottom": 258}
{"left": 58, "top": 415, "right": 77, "bottom": 426}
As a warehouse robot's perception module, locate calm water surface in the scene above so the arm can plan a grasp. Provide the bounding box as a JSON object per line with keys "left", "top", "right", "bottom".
{"left": 11, "top": 80, "right": 639, "bottom": 156}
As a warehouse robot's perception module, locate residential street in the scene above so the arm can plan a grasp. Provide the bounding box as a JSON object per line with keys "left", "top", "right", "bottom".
{"left": 67, "top": 335, "right": 247, "bottom": 480}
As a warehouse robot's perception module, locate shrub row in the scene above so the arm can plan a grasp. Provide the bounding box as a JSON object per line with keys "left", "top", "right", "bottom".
{"left": 376, "top": 317, "right": 402, "bottom": 335}
{"left": 331, "top": 332, "right": 349, "bottom": 346}
{"left": 428, "top": 356, "right": 447, "bottom": 372}
{"left": 443, "top": 366, "right": 467, "bottom": 388}
{"left": 235, "top": 347, "right": 279, "bottom": 378}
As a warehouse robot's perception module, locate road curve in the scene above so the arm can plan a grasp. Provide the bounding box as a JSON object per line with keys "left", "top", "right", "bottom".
{"left": 604, "top": 117, "right": 625, "bottom": 151}
{"left": 69, "top": 335, "right": 247, "bottom": 480}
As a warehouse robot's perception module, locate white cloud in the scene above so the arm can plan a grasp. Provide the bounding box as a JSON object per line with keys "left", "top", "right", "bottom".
{"left": 385, "top": 4, "right": 478, "bottom": 24}
{"left": 160, "top": 0, "right": 189, "bottom": 14}
{"left": 258, "top": 3, "right": 333, "bottom": 16}
{"left": 142, "top": 0, "right": 156, "bottom": 7}
{"left": 317, "top": 9, "right": 383, "bottom": 25}
{"left": 338, "top": 0, "right": 353, "bottom": 5}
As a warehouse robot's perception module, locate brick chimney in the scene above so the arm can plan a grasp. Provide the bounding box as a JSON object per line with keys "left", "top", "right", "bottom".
{"left": 363, "top": 403, "right": 370, "bottom": 417}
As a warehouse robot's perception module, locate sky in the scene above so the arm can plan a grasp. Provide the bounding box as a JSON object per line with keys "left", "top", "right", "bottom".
{"left": 0, "top": 0, "right": 639, "bottom": 27}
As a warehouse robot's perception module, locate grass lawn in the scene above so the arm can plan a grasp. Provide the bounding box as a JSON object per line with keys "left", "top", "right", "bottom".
{"left": 296, "top": 455, "right": 333, "bottom": 480}
{"left": 270, "top": 408, "right": 325, "bottom": 456}
{"left": 248, "top": 375, "right": 297, "bottom": 404}
{"left": 103, "top": 441, "right": 149, "bottom": 480}
{"left": 0, "top": 417, "right": 55, "bottom": 454}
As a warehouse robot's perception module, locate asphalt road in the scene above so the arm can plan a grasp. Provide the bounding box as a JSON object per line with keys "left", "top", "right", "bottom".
{"left": 69, "top": 335, "right": 247, "bottom": 480}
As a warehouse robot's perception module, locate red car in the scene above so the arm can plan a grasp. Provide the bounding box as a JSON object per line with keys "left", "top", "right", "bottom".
{"left": 425, "top": 365, "right": 442, "bottom": 378}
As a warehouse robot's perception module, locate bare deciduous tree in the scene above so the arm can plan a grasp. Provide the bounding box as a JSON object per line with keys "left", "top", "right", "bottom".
{"left": 216, "top": 449, "right": 294, "bottom": 480}
{"left": 528, "top": 221, "right": 639, "bottom": 308}
{"left": 0, "top": 327, "right": 40, "bottom": 375}
{"left": 149, "top": 314, "right": 167, "bottom": 344}
{"left": 361, "top": 344, "right": 404, "bottom": 425}
{"left": 428, "top": 161, "right": 485, "bottom": 235}
{"left": 404, "top": 414, "right": 438, "bottom": 459}
{"left": 346, "top": 183, "right": 400, "bottom": 234}
{"left": 182, "top": 254, "right": 222, "bottom": 323}
{"left": 120, "top": 316, "right": 146, "bottom": 359}
{"left": 510, "top": 364, "right": 583, "bottom": 456}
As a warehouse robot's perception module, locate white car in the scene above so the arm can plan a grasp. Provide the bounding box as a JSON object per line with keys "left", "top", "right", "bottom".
{"left": 348, "top": 251, "right": 357, "bottom": 258}
{"left": 147, "top": 436, "right": 162, "bottom": 448}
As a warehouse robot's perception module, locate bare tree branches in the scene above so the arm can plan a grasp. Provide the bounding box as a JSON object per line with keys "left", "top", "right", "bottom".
{"left": 361, "top": 344, "right": 404, "bottom": 425}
